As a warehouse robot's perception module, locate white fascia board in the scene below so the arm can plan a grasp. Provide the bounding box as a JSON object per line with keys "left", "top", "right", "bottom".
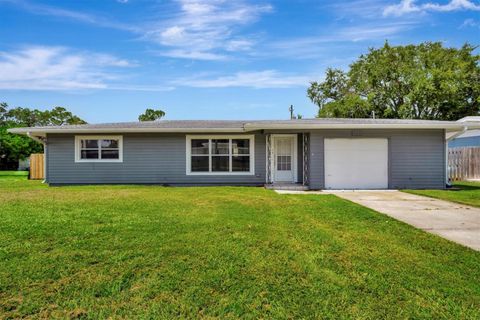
{"left": 8, "top": 127, "right": 246, "bottom": 136}
{"left": 244, "top": 123, "right": 466, "bottom": 131}
{"left": 461, "top": 122, "right": 480, "bottom": 130}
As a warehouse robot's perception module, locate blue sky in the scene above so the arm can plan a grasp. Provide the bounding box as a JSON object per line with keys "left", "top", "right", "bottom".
{"left": 0, "top": 0, "right": 479, "bottom": 123}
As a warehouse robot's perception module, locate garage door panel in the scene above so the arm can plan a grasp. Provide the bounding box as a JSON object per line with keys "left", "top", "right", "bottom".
{"left": 325, "top": 138, "right": 388, "bottom": 189}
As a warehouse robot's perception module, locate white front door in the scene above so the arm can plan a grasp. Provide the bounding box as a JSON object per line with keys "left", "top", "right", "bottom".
{"left": 273, "top": 136, "right": 295, "bottom": 182}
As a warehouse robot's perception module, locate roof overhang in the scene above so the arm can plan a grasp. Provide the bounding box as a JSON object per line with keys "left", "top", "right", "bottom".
{"left": 8, "top": 121, "right": 480, "bottom": 139}
{"left": 244, "top": 122, "right": 470, "bottom": 132}
{"left": 8, "top": 127, "right": 246, "bottom": 138}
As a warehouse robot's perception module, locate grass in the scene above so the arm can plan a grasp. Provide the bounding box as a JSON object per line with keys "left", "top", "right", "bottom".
{"left": 405, "top": 181, "right": 480, "bottom": 208}
{"left": 0, "top": 170, "right": 28, "bottom": 176}
{"left": 0, "top": 177, "right": 479, "bottom": 319}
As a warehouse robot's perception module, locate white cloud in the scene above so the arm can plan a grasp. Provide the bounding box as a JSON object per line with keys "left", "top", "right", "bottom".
{"left": 0, "top": 46, "right": 160, "bottom": 91}
{"left": 384, "top": 0, "right": 480, "bottom": 16}
{"left": 339, "top": 22, "right": 415, "bottom": 41}
{"left": 4, "top": 0, "right": 271, "bottom": 60}
{"left": 225, "top": 39, "right": 254, "bottom": 51}
{"left": 4, "top": 0, "right": 138, "bottom": 32}
{"left": 144, "top": 0, "right": 272, "bottom": 60}
{"left": 422, "top": 0, "right": 480, "bottom": 11}
{"left": 174, "top": 70, "right": 310, "bottom": 88}
{"left": 329, "top": 1, "right": 391, "bottom": 19}
{"left": 265, "top": 22, "right": 415, "bottom": 59}
{"left": 158, "top": 50, "right": 228, "bottom": 61}
{"left": 460, "top": 18, "right": 480, "bottom": 28}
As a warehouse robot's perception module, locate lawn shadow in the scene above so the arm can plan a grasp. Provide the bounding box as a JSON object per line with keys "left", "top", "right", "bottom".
{"left": 450, "top": 182, "right": 480, "bottom": 191}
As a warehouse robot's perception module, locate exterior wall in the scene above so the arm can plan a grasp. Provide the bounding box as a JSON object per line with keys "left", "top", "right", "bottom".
{"left": 308, "top": 129, "right": 446, "bottom": 189}
{"left": 45, "top": 129, "right": 446, "bottom": 189}
{"left": 46, "top": 133, "right": 266, "bottom": 185}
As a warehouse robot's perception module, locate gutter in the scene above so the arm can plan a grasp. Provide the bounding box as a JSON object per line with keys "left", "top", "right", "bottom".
{"left": 8, "top": 124, "right": 468, "bottom": 136}
{"left": 244, "top": 123, "right": 467, "bottom": 131}
{"left": 9, "top": 127, "right": 247, "bottom": 136}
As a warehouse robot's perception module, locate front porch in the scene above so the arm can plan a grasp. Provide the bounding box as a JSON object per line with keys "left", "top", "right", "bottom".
{"left": 264, "top": 133, "right": 310, "bottom": 190}
{"left": 265, "top": 183, "right": 309, "bottom": 191}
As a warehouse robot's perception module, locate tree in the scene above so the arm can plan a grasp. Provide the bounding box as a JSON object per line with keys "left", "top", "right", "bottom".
{"left": 0, "top": 102, "right": 7, "bottom": 123}
{"left": 138, "top": 108, "right": 165, "bottom": 121}
{"left": 308, "top": 42, "right": 480, "bottom": 120}
{"left": 40, "top": 107, "right": 86, "bottom": 126}
{"left": 0, "top": 126, "right": 43, "bottom": 163}
{"left": 4, "top": 106, "right": 86, "bottom": 126}
{"left": 0, "top": 103, "right": 87, "bottom": 167}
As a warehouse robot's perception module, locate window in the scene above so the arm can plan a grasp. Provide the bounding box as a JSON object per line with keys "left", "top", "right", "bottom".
{"left": 75, "top": 136, "right": 123, "bottom": 162}
{"left": 186, "top": 135, "right": 254, "bottom": 175}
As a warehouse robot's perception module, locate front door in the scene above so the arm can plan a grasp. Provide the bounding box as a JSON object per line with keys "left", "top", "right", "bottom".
{"left": 273, "top": 136, "right": 295, "bottom": 182}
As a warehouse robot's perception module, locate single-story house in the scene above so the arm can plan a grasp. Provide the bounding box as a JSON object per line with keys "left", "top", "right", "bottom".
{"left": 449, "top": 116, "right": 480, "bottom": 148}
{"left": 8, "top": 118, "right": 480, "bottom": 189}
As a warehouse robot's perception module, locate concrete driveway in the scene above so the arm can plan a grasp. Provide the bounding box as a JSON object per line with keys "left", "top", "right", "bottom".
{"left": 326, "top": 191, "right": 480, "bottom": 251}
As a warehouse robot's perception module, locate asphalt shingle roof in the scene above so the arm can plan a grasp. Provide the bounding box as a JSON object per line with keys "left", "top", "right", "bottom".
{"left": 17, "top": 118, "right": 461, "bottom": 131}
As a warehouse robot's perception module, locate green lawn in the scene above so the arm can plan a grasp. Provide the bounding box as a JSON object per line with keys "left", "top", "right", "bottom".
{"left": 0, "top": 170, "right": 28, "bottom": 176}
{"left": 1, "top": 177, "right": 479, "bottom": 319}
{"left": 405, "top": 181, "right": 480, "bottom": 208}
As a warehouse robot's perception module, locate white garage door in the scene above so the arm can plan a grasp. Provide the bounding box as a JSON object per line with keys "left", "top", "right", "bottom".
{"left": 324, "top": 138, "right": 388, "bottom": 189}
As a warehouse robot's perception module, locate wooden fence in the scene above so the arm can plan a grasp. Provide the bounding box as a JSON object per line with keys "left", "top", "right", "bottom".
{"left": 448, "top": 147, "right": 480, "bottom": 181}
{"left": 29, "top": 153, "right": 45, "bottom": 180}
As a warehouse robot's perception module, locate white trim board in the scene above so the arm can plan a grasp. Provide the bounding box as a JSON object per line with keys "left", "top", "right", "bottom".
{"left": 74, "top": 135, "right": 123, "bottom": 163}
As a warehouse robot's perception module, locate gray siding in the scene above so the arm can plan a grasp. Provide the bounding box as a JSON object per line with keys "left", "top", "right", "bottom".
{"left": 46, "top": 133, "right": 266, "bottom": 185}
{"left": 308, "top": 129, "right": 446, "bottom": 189}
{"left": 46, "top": 129, "right": 446, "bottom": 189}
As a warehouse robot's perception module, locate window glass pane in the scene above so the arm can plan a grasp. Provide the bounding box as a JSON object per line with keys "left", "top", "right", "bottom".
{"left": 191, "top": 156, "right": 209, "bottom": 172}
{"left": 101, "top": 139, "right": 119, "bottom": 148}
{"left": 232, "top": 139, "right": 250, "bottom": 155}
{"left": 212, "top": 139, "right": 229, "bottom": 155}
{"left": 81, "top": 150, "right": 99, "bottom": 159}
{"left": 101, "top": 150, "right": 119, "bottom": 159}
{"left": 232, "top": 156, "right": 250, "bottom": 172}
{"left": 191, "top": 139, "right": 209, "bottom": 155}
{"left": 212, "top": 156, "right": 229, "bottom": 171}
{"left": 277, "top": 155, "right": 291, "bottom": 171}
{"left": 81, "top": 139, "right": 98, "bottom": 148}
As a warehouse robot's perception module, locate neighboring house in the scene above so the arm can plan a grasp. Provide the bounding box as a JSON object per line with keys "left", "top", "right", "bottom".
{"left": 449, "top": 130, "right": 480, "bottom": 148}
{"left": 8, "top": 118, "right": 480, "bottom": 189}
{"left": 449, "top": 117, "right": 480, "bottom": 148}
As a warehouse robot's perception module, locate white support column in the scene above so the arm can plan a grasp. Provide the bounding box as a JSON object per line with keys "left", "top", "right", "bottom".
{"left": 302, "top": 133, "right": 309, "bottom": 186}
{"left": 265, "top": 134, "right": 272, "bottom": 184}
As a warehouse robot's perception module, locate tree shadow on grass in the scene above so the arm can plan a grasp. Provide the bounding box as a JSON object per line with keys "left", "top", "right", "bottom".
{"left": 450, "top": 182, "right": 480, "bottom": 191}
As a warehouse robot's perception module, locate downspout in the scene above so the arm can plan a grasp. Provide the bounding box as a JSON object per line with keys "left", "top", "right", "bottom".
{"left": 445, "top": 126, "right": 467, "bottom": 187}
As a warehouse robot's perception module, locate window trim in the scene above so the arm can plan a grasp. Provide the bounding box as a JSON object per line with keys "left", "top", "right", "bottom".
{"left": 186, "top": 135, "right": 255, "bottom": 175}
{"left": 74, "top": 135, "right": 123, "bottom": 163}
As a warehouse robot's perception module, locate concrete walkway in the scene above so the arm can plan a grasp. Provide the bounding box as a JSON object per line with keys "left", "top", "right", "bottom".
{"left": 324, "top": 191, "right": 480, "bottom": 251}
